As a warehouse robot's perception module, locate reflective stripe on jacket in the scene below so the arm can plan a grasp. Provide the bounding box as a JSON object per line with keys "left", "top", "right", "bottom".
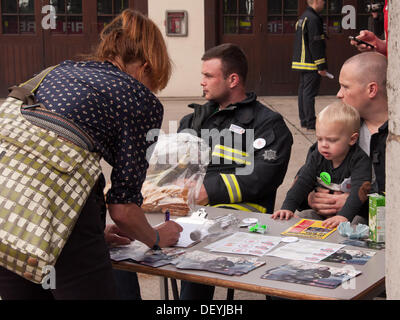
{"left": 292, "top": 7, "right": 327, "bottom": 72}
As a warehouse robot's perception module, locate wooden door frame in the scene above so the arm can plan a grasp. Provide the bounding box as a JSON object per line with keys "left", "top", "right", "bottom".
{"left": 0, "top": 0, "right": 45, "bottom": 94}
{"left": 204, "top": 0, "right": 219, "bottom": 50}
{"left": 133, "top": 0, "right": 148, "bottom": 15}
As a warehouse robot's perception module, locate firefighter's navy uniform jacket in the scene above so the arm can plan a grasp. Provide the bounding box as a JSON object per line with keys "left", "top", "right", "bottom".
{"left": 292, "top": 6, "right": 327, "bottom": 72}
{"left": 178, "top": 93, "right": 293, "bottom": 213}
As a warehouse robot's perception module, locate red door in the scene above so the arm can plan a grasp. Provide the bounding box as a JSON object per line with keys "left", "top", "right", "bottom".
{"left": 0, "top": 0, "right": 146, "bottom": 96}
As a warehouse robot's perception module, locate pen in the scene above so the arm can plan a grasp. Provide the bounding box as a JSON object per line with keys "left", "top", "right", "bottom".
{"left": 165, "top": 209, "right": 170, "bottom": 222}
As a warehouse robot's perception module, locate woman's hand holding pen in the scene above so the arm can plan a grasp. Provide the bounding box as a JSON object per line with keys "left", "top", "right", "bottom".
{"left": 155, "top": 219, "right": 183, "bottom": 247}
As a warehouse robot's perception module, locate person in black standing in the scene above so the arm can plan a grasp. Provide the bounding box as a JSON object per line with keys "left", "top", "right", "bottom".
{"left": 292, "top": 0, "right": 328, "bottom": 130}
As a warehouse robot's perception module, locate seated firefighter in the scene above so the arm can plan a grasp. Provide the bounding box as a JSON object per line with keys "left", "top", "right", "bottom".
{"left": 177, "top": 43, "right": 293, "bottom": 299}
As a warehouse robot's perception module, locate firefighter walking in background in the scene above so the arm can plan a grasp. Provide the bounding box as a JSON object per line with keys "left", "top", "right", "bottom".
{"left": 292, "top": 0, "right": 327, "bottom": 131}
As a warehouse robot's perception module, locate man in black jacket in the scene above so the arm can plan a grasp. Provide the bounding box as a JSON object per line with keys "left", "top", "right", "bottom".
{"left": 178, "top": 43, "right": 293, "bottom": 299}
{"left": 307, "top": 52, "right": 388, "bottom": 218}
{"left": 179, "top": 43, "right": 293, "bottom": 215}
{"left": 292, "top": 0, "right": 327, "bottom": 130}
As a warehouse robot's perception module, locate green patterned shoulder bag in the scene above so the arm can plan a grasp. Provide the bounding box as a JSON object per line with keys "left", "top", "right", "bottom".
{"left": 0, "top": 67, "right": 102, "bottom": 284}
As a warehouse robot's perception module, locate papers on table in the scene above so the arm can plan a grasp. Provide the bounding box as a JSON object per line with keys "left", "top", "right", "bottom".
{"left": 174, "top": 220, "right": 203, "bottom": 248}
{"left": 109, "top": 242, "right": 185, "bottom": 267}
{"left": 261, "top": 260, "right": 362, "bottom": 289}
{"left": 266, "top": 239, "right": 345, "bottom": 263}
{"left": 205, "top": 232, "right": 282, "bottom": 257}
{"left": 174, "top": 215, "right": 213, "bottom": 247}
{"left": 322, "top": 249, "right": 376, "bottom": 265}
{"left": 109, "top": 242, "right": 148, "bottom": 262}
{"left": 175, "top": 250, "right": 265, "bottom": 276}
{"left": 281, "top": 219, "right": 337, "bottom": 239}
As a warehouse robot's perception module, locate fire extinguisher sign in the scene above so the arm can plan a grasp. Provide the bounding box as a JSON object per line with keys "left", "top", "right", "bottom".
{"left": 166, "top": 11, "right": 188, "bottom": 37}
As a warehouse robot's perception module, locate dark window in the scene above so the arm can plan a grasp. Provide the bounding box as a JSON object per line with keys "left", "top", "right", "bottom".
{"left": 1, "top": 0, "right": 35, "bottom": 34}
{"left": 50, "top": 0, "right": 83, "bottom": 34}
{"left": 97, "top": 0, "right": 129, "bottom": 33}
{"left": 267, "top": 0, "right": 298, "bottom": 34}
{"left": 223, "top": 0, "right": 254, "bottom": 34}
{"left": 320, "top": 0, "right": 343, "bottom": 34}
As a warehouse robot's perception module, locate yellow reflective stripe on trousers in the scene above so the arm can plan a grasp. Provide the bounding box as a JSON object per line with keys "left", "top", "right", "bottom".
{"left": 220, "top": 174, "right": 242, "bottom": 203}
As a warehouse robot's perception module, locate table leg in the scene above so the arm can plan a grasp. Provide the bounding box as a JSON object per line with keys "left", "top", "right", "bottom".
{"left": 170, "top": 278, "right": 179, "bottom": 300}
{"left": 159, "top": 277, "right": 169, "bottom": 300}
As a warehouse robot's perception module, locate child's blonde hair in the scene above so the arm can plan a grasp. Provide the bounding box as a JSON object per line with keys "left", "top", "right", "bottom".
{"left": 317, "top": 101, "right": 361, "bottom": 134}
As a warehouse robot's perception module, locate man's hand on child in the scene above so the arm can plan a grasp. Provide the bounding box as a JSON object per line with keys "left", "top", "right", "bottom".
{"left": 308, "top": 188, "right": 349, "bottom": 216}
{"left": 322, "top": 215, "right": 348, "bottom": 228}
{"left": 271, "top": 210, "right": 295, "bottom": 220}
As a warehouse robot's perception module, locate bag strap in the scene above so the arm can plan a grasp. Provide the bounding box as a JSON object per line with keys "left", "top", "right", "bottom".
{"left": 6, "top": 65, "right": 96, "bottom": 152}
{"left": 20, "top": 105, "right": 96, "bottom": 152}
{"left": 8, "top": 65, "right": 59, "bottom": 105}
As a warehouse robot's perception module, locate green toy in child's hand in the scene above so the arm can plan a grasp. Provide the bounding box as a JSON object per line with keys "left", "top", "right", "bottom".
{"left": 320, "top": 171, "right": 331, "bottom": 186}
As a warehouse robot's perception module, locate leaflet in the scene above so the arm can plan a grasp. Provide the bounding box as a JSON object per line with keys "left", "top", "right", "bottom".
{"left": 281, "top": 219, "right": 337, "bottom": 239}
{"left": 266, "top": 239, "right": 345, "bottom": 263}
{"left": 205, "top": 232, "right": 282, "bottom": 257}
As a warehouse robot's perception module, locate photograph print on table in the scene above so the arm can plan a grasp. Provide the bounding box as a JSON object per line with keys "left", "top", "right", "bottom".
{"left": 261, "top": 260, "right": 362, "bottom": 289}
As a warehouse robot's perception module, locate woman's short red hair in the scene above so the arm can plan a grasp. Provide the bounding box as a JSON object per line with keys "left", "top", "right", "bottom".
{"left": 94, "top": 9, "right": 171, "bottom": 92}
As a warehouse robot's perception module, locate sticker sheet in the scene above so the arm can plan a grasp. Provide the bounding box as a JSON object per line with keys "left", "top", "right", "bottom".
{"left": 205, "top": 232, "right": 282, "bottom": 257}
{"left": 266, "top": 239, "right": 345, "bottom": 263}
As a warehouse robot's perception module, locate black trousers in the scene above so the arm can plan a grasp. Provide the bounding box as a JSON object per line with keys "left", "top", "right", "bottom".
{"left": 298, "top": 71, "right": 321, "bottom": 129}
{"left": 0, "top": 175, "right": 118, "bottom": 300}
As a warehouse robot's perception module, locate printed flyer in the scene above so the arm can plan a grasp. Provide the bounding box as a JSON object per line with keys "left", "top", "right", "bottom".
{"left": 281, "top": 219, "right": 336, "bottom": 239}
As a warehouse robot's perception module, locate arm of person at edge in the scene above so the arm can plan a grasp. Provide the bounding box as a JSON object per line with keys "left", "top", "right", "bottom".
{"left": 350, "top": 30, "right": 387, "bottom": 55}
{"left": 107, "top": 203, "right": 183, "bottom": 248}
